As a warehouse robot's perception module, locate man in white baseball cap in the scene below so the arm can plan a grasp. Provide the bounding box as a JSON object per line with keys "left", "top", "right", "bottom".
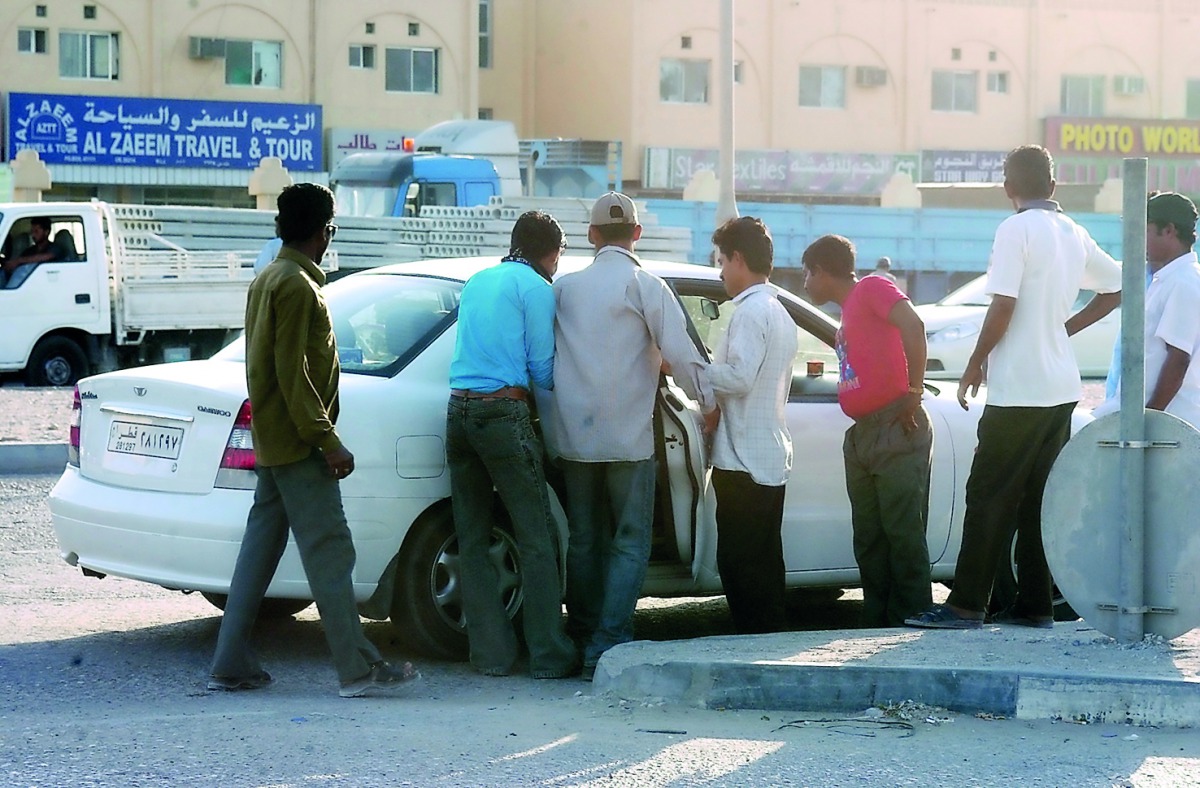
{"left": 549, "top": 192, "right": 716, "bottom": 678}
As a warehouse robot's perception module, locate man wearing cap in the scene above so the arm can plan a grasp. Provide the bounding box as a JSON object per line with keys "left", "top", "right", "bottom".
{"left": 906, "top": 145, "right": 1121, "bottom": 631}
{"left": 871, "top": 256, "right": 898, "bottom": 284}
{"left": 1094, "top": 191, "right": 1200, "bottom": 428}
{"left": 549, "top": 191, "right": 716, "bottom": 678}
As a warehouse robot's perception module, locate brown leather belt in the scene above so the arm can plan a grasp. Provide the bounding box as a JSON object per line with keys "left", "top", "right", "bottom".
{"left": 449, "top": 386, "right": 529, "bottom": 402}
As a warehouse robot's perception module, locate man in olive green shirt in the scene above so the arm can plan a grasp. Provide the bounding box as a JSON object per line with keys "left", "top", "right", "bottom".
{"left": 209, "top": 183, "right": 420, "bottom": 698}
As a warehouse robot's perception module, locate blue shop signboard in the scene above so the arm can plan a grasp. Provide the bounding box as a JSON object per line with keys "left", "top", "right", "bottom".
{"left": 6, "top": 92, "right": 322, "bottom": 170}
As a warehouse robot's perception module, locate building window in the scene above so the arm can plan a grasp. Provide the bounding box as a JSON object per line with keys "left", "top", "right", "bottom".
{"left": 349, "top": 44, "right": 376, "bottom": 69}
{"left": 660, "top": 58, "right": 710, "bottom": 103}
{"left": 951, "top": 47, "right": 961, "bottom": 61}
{"left": 36, "top": 5, "right": 46, "bottom": 17}
{"left": 932, "top": 69, "right": 977, "bottom": 112}
{"left": 365, "top": 22, "right": 375, "bottom": 34}
{"left": 681, "top": 36, "right": 692, "bottom": 50}
{"left": 386, "top": 47, "right": 440, "bottom": 93}
{"left": 226, "top": 39, "right": 282, "bottom": 88}
{"left": 478, "top": 0, "right": 492, "bottom": 69}
{"left": 799, "top": 65, "right": 846, "bottom": 108}
{"left": 1187, "top": 80, "right": 1200, "bottom": 119}
{"left": 408, "top": 22, "right": 420, "bottom": 37}
{"left": 1061, "top": 75, "right": 1105, "bottom": 116}
{"left": 733, "top": 60, "right": 743, "bottom": 84}
{"left": 18, "top": 28, "right": 48, "bottom": 54}
{"left": 83, "top": 5, "right": 96, "bottom": 19}
{"left": 59, "top": 31, "right": 118, "bottom": 79}
{"left": 478, "top": 107, "right": 494, "bottom": 120}
{"left": 986, "top": 71, "right": 1009, "bottom": 94}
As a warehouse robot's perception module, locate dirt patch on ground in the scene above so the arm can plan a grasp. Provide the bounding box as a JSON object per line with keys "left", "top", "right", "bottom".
{"left": 0, "top": 388, "right": 74, "bottom": 444}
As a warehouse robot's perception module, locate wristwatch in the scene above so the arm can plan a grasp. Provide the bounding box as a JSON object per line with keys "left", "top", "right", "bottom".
{"left": 908, "top": 386, "right": 924, "bottom": 396}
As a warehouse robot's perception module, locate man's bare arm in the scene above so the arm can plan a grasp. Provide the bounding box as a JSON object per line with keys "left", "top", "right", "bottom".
{"left": 957, "top": 295, "right": 1016, "bottom": 409}
{"left": 1146, "top": 344, "right": 1191, "bottom": 411}
{"left": 1065, "top": 291, "right": 1121, "bottom": 337}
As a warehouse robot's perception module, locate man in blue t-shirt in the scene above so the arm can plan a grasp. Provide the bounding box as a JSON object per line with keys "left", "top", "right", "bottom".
{"left": 446, "top": 210, "right": 578, "bottom": 680}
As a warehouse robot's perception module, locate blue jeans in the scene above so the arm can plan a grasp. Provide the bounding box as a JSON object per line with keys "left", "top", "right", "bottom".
{"left": 446, "top": 397, "right": 576, "bottom": 677}
{"left": 210, "top": 450, "right": 381, "bottom": 684}
{"left": 560, "top": 459, "right": 656, "bottom": 667}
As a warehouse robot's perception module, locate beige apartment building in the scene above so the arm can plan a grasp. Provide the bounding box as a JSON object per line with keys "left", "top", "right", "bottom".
{"left": 4, "top": 0, "right": 1200, "bottom": 203}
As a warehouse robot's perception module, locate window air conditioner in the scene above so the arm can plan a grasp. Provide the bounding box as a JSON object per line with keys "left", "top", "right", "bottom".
{"left": 855, "top": 66, "right": 888, "bottom": 88}
{"left": 188, "top": 37, "right": 226, "bottom": 60}
{"left": 1113, "top": 75, "right": 1145, "bottom": 96}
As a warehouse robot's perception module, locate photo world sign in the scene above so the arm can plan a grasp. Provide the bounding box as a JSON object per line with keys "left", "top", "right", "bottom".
{"left": 1046, "top": 117, "right": 1200, "bottom": 158}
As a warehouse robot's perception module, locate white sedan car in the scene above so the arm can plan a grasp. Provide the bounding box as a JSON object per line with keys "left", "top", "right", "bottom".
{"left": 49, "top": 256, "right": 1057, "bottom": 660}
{"left": 917, "top": 274, "right": 1119, "bottom": 379}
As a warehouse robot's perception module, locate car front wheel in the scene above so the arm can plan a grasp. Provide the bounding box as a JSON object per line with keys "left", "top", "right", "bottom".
{"left": 390, "top": 505, "right": 524, "bottom": 661}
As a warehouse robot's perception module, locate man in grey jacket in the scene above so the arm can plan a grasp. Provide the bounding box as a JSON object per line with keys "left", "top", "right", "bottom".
{"left": 549, "top": 192, "right": 716, "bottom": 679}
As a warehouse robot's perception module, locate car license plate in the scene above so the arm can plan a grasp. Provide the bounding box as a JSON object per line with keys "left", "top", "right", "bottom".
{"left": 107, "top": 421, "right": 184, "bottom": 460}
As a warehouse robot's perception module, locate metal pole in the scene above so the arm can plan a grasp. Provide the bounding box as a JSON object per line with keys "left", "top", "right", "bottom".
{"left": 1117, "top": 158, "right": 1147, "bottom": 643}
{"left": 714, "top": 0, "right": 739, "bottom": 230}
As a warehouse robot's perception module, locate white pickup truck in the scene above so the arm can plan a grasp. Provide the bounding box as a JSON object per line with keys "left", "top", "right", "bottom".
{"left": 0, "top": 201, "right": 307, "bottom": 386}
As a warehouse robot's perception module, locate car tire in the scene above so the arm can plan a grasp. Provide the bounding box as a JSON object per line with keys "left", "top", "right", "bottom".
{"left": 199, "top": 592, "right": 313, "bottom": 619}
{"left": 989, "top": 532, "right": 1079, "bottom": 622}
{"left": 25, "top": 336, "right": 88, "bottom": 387}
{"left": 389, "top": 505, "right": 524, "bottom": 661}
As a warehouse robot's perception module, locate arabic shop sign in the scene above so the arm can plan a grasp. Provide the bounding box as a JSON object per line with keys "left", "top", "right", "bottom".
{"left": 646, "top": 147, "right": 918, "bottom": 195}
{"left": 1045, "top": 117, "right": 1200, "bottom": 158}
{"left": 5, "top": 92, "right": 322, "bottom": 170}
{"left": 329, "top": 128, "right": 420, "bottom": 168}
{"left": 920, "top": 150, "right": 1006, "bottom": 183}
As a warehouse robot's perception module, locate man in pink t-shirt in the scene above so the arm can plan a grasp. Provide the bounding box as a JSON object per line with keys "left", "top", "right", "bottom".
{"left": 803, "top": 235, "right": 933, "bottom": 627}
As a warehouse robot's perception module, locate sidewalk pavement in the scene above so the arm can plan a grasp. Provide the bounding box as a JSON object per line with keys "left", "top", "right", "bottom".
{"left": 0, "top": 442, "right": 66, "bottom": 474}
{"left": 593, "top": 622, "right": 1200, "bottom": 728}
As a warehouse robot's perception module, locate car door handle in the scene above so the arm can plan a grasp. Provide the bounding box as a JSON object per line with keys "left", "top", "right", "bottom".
{"left": 75, "top": 293, "right": 91, "bottom": 304}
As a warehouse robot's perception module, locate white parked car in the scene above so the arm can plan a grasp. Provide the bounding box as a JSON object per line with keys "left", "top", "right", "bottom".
{"left": 49, "top": 257, "right": 1070, "bottom": 660}
{"left": 916, "top": 274, "right": 1119, "bottom": 379}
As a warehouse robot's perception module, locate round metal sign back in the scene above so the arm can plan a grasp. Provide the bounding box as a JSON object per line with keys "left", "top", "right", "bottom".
{"left": 1042, "top": 410, "right": 1200, "bottom": 640}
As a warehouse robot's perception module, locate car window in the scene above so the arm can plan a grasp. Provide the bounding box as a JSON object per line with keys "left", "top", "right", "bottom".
{"left": 212, "top": 273, "right": 462, "bottom": 377}
{"left": 675, "top": 283, "right": 840, "bottom": 400}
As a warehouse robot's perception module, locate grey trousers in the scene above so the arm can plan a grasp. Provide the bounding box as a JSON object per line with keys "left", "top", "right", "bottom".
{"left": 843, "top": 400, "right": 934, "bottom": 627}
{"left": 210, "top": 450, "right": 380, "bottom": 684}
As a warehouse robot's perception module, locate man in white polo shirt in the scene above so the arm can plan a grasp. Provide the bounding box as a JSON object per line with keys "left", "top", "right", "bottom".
{"left": 906, "top": 145, "right": 1122, "bottom": 630}
{"left": 1094, "top": 191, "right": 1200, "bottom": 427}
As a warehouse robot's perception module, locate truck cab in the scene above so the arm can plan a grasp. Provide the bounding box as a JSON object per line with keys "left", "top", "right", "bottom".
{"left": 0, "top": 204, "right": 109, "bottom": 385}
{"left": 331, "top": 152, "right": 502, "bottom": 218}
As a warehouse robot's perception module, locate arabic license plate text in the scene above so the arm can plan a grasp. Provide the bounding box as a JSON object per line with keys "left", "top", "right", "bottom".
{"left": 107, "top": 421, "right": 184, "bottom": 460}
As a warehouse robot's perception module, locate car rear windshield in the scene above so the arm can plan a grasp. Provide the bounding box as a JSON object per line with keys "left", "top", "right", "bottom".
{"left": 214, "top": 273, "right": 462, "bottom": 377}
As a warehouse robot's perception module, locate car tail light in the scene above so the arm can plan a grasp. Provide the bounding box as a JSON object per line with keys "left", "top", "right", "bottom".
{"left": 215, "top": 399, "right": 256, "bottom": 490}
{"left": 68, "top": 385, "right": 81, "bottom": 466}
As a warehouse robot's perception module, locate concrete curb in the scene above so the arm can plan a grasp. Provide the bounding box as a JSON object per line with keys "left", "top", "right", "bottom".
{"left": 0, "top": 442, "right": 67, "bottom": 474}
{"left": 594, "top": 659, "right": 1200, "bottom": 727}
{"left": 593, "top": 628, "right": 1200, "bottom": 729}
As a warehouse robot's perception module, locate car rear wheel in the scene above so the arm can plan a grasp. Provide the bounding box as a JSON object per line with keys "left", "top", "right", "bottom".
{"left": 389, "top": 505, "right": 524, "bottom": 661}
{"left": 989, "top": 532, "right": 1079, "bottom": 622}
{"left": 25, "top": 336, "right": 88, "bottom": 387}
{"left": 199, "top": 592, "right": 313, "bottom": 619}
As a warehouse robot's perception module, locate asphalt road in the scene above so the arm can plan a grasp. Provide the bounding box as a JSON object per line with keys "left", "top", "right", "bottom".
{"left": 3, "top": 473, "right": 1197, "bottom": 787}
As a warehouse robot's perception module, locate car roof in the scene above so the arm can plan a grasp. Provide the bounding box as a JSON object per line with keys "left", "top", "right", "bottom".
{"left": 356, "top": 254, "right": 721, "bottom": 284}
